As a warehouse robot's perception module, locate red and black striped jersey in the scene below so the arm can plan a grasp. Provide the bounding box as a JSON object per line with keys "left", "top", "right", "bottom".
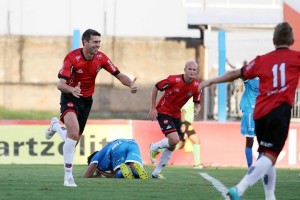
{"left": 242, "top": 48, "right": 300, "bottom": 119}
{"left": 155, "top": 74, "right": 202, "bottom": 118}
{"left": 58, "top": 48, "right": 120, "bottom": 97}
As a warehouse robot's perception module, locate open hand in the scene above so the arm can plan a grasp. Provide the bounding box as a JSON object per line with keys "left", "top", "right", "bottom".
{"left": 147, "top": 108, "right": 158, "bottom": 121}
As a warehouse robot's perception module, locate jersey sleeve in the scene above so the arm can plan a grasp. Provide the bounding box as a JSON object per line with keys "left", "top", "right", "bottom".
{"left": 193, "top": 90, "right": 202, "bottom": 104}
{"left": 58, "top": 54, "right": 73, "bottom": 80}
{"left": 100, "top": 53, "right": 120, "bottom": 76}
{"left": 242, "top": 56, "right": 260, "bottom": 80}
{"left": 155, "top": 76, "right": 172, "bottom": 91}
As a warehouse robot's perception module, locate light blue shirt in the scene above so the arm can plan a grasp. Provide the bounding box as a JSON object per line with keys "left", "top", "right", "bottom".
{"left": 90, "top": 139, "right": 141, "bottom": 171}
{"left": 239, "top": 77, "right": 259, "bottom": 113}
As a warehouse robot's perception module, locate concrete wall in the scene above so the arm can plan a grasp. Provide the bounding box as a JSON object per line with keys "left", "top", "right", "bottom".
{"left": 0, "top": 35, "right": 198, "bottom": 114}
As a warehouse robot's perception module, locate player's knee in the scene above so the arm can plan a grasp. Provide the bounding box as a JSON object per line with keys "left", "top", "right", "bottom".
{"left": 168, "top": 138, "right": 179, "bottom": 146}
{"left": 67, "top": 132, "right": 79, "bottom": 141}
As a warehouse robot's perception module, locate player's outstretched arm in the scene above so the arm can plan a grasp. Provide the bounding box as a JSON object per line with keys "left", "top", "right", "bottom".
{"left": 198, "top": 69, "right": 242, "bottom": 92}
{"left": 115, "top": 73, "right": 138, "bottom": 93}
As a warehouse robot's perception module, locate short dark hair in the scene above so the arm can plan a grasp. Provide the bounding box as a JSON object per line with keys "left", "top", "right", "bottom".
{"left": 273, "top": 22, "right": 294, "bottom": 46}
{"left": 81, "top": 29, "right": 101, "bottom": 45}
{"left": 87, "top": 151, "right": 98, "bottom": 165}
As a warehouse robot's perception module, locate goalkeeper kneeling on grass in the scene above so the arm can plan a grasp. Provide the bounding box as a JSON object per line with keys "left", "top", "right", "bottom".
{"left": 84, "top": 139, "right": 148, "bottom": 179}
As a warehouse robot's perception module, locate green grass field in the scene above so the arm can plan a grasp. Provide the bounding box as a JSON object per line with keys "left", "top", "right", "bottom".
{"left": 0, "top": 165, "right": 298, "bottom": 200}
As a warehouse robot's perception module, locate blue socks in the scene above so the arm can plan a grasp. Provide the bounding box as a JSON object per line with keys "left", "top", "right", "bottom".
{"left": 245, "top": 147, "right": 253, "bottom": 168}
{"left": 115, "top": 170, "right": 123, "bottom": 178}
{"left": 115, "top": 169, "right": 139, "bottom": 178}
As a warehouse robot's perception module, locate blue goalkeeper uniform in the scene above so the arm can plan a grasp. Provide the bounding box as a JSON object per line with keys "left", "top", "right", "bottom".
{"left": 90, "top": 139, "right": 143, "bottom": 172}
{"left": 240, "top": 77, "right": 259, "bottom": 137}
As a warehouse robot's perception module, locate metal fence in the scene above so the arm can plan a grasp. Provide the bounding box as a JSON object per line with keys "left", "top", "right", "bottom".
{"left": 204, "top": 83, "right": 300, "bottom": 120}
{"left": 292, "top": 88, "right": 300, "bottom": 118}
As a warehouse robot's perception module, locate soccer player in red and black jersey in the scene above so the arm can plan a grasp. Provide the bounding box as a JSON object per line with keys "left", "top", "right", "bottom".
{"left": 148, "top": 60, "right": 202, "bottom": 179}
{"left": 200, "top": 22, "right": 300, "bottom": 200}
{"left": 45, "top": 29, "right": 137, "bottom": 187}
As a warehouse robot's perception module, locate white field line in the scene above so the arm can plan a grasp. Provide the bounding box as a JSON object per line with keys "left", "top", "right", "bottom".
{"left": 199, "top": 172, "right": 230, "bottom": 200}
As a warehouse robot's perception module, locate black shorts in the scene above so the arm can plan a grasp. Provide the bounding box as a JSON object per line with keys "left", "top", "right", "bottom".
{"left": 157, "top": 113, "right": 181, "bottom": 136}
{"left": 255, "top": 102, "right": 291, "bottom": 157}
{"left": 60, "top": 93, "right": 93, "bottom": 134}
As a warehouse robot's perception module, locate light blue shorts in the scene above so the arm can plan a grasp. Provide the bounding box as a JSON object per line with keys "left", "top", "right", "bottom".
{"left": 111, "top": 141, "right": 143, "bottom": 171}
{"left": 240, "top": 111, "right": 256, "bottom": 137}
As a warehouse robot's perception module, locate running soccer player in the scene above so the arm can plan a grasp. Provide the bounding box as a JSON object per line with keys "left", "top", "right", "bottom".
{"left": 45, "top": 29, "right": 137, "bottom": 187}
{"left": 199, "top": 22, "right": 300, "bottom": 200}
{"left": 148, "top": 60, "right": 202, "bottom": 179}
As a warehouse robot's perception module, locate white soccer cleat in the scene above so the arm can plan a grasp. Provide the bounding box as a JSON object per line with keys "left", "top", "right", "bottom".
{"left": 150, "top": 143, "right": 159, "bottom": 163}
{"left": 193, "top": 164, "right": 204, "bottom": 169}
{"left": 45, "top": 117, "right": 59, "bottom": 140}
{"left": 64, "top": 177, "right": 77, "bottom": 187}
{"left": 152, "top": 172, "right": 166, "bottom": 179}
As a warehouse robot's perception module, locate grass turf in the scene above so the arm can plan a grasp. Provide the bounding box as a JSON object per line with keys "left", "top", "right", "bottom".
{"left": 0, "top": 165, "right": 298, "bottom": 200}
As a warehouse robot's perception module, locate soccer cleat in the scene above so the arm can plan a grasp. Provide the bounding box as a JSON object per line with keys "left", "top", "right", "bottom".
{"left": 227, "top": 187, "right": 240, "bottom": 200}
{"left": 152, "top": 173, "right": 166, "bottom": 179}
{"left": 64, "top": 177, "right": 77, "bottom": 187}
{"left": 150, "top": 143, "right": 159, "bottom": 163}
{"left": 193, "top": 164, "right": 204, "bottom": 169}
{"left": 120, "top": 163, "right": 134, "bottom": 179}
{"left": 133, "top": 162, "right": 148, "bottom": 179}
{"left": 45, "top": 117, "right": 59, "bottom": 140}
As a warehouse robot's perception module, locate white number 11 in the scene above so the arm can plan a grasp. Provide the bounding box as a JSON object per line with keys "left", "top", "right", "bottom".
{"left": 272, "top": 63, "right": 286, "bottom": 88}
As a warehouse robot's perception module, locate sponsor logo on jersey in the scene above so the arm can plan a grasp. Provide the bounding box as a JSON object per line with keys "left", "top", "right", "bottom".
{"left": 76, "top": 55, "right": 81, "bottom": 61}
{"left": 166, "top": 125, "right": 172, "bottom": 129}
{"left": 96, "top": 54, "right": 102, "bottom": 59}
{"left": 76, "top": 69, "right": 83, "bottom": 73}
{"left": 163, "top": 119, "right": 168, "bottom": 124}
{"left": 266, "top": 85, "right": 288, "bottom": 96}
{"left": 111, "top": 141, "right": 123, "bottom": 150}
{"left": 176, "top": 77, "right": 181, "bottom": 82}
